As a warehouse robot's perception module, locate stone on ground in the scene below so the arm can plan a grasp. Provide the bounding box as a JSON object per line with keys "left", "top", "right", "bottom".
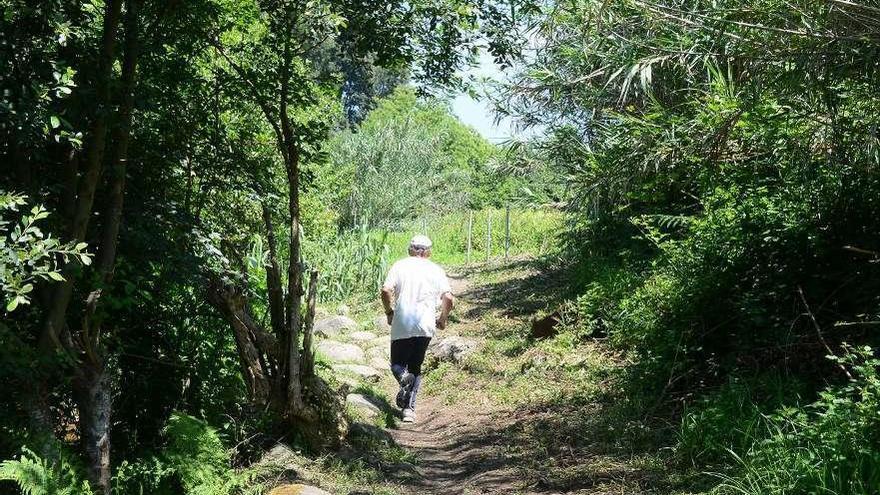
{"left": 313, "top": 315, "right": 357, "bottom": 338}
{"left": 268, "top": 484, "right": 332, "bottom": 495}
{"left": 256, "top": 443, "right": 299, "bottom": 471}
{"left": 369, "top": 335, "right": 391, "bottom": 348}
{"left": 374, "top": 315, "right": 391, "bottom": 333}
{"left": 430, "top": 335, "right": 477, "bottom": 363}
{"left": 346, "top": 393, "right": 383, "bottom": 417}
{"left": 316, "top": 340, "right": 365, "bottom": 363}
{"left": 369, "top": 357, "right": 388, "bottom": 372}
{"left": 334, "top": 363, "right": 381, "bottom": 382}
{"left": 367, "top": 346, "right": 388, "bottom": 361}
{"left": 349, "top": 330, "right": 377, "bottom": 342}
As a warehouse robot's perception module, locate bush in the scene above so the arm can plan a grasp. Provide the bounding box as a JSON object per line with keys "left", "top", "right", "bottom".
{"left": 113, "top": 412, "right": 236, "bottom": 495}
{"left": 715, "top": 347, "right": 880, "bottom": 494}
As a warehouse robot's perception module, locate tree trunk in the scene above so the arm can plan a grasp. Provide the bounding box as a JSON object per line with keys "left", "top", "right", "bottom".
{"left": 40, "top": 0, "right": 124, "bottom": 352}
{"left": 72, "top": 4, "right": 143, "bottom": 492}
{"left": 262, "top": 203, "right": 286, "bottom": 339}
{"left": 97, "top": 0, "right": 141, "bottom": 277}
{"left": 301, "top": 270, "right": 318, "bottom": 378}
{"left": 73, "top": 363, "right": 112, "bottom": 495}
{"left": 206, "top": 276, "right": 274, "bottom": 404}
{"left": 283, "top": 142, "right": 306, "bottom": 416}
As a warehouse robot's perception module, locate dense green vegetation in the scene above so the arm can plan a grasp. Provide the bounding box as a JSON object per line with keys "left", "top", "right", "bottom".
{"left": 0, "top": 0, "right": 529, "bottom": 493}
{"left": 4, "top": 0, "right": 880, "bottom": 493}
{"left": 496, "top": 0, "right": 880, "bottom": 492}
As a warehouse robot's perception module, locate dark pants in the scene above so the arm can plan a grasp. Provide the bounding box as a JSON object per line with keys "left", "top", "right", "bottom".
{"left": 390, "top": 336, "right": 431, "bottom": 377}
{"left": 390, "top": 336, "right": 431, "bottom": 410}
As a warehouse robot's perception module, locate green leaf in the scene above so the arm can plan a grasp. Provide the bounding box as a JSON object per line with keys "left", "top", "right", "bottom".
{"left": 48, "top": 271, "right": 65, "bottom": 281}
{"left": 50, "top": 115, "right": 61, "bottom": 129}
{"left": 6, "top": 297, "right": 19, "bottom": 312}
{"left": 74, "top": 242, "right": 88, "bottom": 251}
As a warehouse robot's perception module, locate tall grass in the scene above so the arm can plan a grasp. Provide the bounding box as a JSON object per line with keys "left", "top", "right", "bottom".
{"left": 304, "top": 226, "right": 391, "bottom": 303}
{"left": 385, "top": 207, "right": 563, "bottom": 266}
{"left": 305, "top": 208, "right": 563, "bottom": 303}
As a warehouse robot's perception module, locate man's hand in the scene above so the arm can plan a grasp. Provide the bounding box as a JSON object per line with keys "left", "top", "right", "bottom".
{"left": 436, "top": 291, "right": 454, "bottom": 331}
{"left": 381, "top": 286, "right": 394, "bottom": 327}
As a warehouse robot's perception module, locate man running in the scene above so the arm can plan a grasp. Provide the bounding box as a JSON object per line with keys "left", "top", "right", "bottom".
{"left": 380, "top": 235, "right": 454, "bottom": 423}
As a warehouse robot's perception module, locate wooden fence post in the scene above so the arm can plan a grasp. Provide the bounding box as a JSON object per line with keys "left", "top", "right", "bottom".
{"left": 505, "top": 206, "right": 511, "bottom": 261}
{"left": 467, "top": 211, "right": 473, "bottom": 264}
{"left": 486, "top": 214, "right": 492, "bottom": 262}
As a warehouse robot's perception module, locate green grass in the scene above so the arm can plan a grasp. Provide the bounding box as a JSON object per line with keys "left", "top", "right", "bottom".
{"left": 308, "top": 207, "right": 563, "bottom": 306}
{"left": 385, "top": 207, "right": 563, "bottom": 266}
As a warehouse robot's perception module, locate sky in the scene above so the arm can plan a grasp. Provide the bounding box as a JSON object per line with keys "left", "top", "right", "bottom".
{"left": 450, "top": 51, "right": 523, "bottom": 143}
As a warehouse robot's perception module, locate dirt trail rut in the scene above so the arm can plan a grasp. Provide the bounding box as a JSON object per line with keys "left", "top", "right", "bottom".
{"left": 384, "top": 271, "right": 528, "bottom": 495}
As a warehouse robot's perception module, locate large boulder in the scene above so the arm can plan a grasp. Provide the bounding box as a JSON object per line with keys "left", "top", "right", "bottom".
{"left": 316, "top": 340, "right": 365, "bottom": 363}
{"left": 268, "top": 484, "right": 332, "bottom": 495}
{"left": 313, "top": 315, "right": 357, "bottom": 338}
{"left": 334, "top": 363, "right": 381, "bottom": 382}
{"left": 346, "top": 393, "right": 383, "bottom": 418}
{"left": 430, "top": 336, "right": 477, "bottom": 363}
{"left": 349, "top": 330, "right": 377, "bottom": 342}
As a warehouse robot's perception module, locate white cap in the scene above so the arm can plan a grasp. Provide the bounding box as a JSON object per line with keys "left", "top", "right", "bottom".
{"left": 409, "top": 235, "right": 433, "bottom": 249}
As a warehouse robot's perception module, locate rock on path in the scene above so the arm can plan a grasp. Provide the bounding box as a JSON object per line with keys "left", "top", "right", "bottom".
{"left": 430, "top": 335, "right": 477, "bottom": 363}
{"left": 374, "top": 315, "right": 391, "bottom": 333}
{"left": 369, "top": 335, "right": 391, "bottom": 348}
{"left": 313, "top": 315, "right": 357, "bottom": 338}
{"left": 334, "top": 363, "right": 381, "bottom": 382}
{"left": 316, "top": 340, "right": 364, "bottom": 363}
{"left": 367, "top": 346, "right": 388, "bottom": 361}
{"left": 349, "top": 330, "right": 377, "bottom": 342}
{"left": 369, "top": 357, "right": 389, "bottom": 371}
{"left": 267, "top": 484, "right": 332, "bottom": 495}
{"left": 346, "top": 393, "right": 383, "bottom": 417}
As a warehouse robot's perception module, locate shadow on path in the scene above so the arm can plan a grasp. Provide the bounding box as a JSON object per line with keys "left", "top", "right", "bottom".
{"left": 381, "top": 258, "right": 667, "bottom": 494}
{"left": 453, "top": 258, "right": 570, "bottom": 321}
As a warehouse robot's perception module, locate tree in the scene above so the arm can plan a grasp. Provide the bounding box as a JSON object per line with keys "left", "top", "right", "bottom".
{"left": 204, "top": 0, "right": 524, "bottom": 447}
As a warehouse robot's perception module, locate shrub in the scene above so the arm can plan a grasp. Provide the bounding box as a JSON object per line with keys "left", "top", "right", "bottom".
{"left": 113, "top": 412, "right": 234, "bottom": 495}
{"left": 0, "top": 447, "right": 93, "bottom": 495}
{"left": 715, "top": 347, "right": 880, "bottom": 494}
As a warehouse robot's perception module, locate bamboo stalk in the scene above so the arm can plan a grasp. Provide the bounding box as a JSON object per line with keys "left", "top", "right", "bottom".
{"left": 467, "top": 211, "right": 473, "bottom": 264}
{"left": 505, "top": 206, "right": 511, "bottom": 261}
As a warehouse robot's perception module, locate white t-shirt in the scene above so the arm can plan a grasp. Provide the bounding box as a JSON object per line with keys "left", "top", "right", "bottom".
{"left": 383, "top": 256, "right": 452, "bottom": 340}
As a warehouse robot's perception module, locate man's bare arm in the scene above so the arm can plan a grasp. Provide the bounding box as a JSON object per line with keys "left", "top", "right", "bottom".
{"left": 381, "top": 287, "right": 395, "bottom": 324}
{"left": 436, "top": 292, "right": 455, "bottom": 330}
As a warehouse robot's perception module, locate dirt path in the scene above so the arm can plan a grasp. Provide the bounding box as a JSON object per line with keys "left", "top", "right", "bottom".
{"left": 384, "top": 268, "right": 534, "bottom": 495}
{"left": 389, "top": 396, "right": 521, "bottom": 495}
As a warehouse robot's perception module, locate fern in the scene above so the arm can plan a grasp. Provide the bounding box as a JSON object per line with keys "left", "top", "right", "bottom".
{"left": 0, "top": 447, "right": 93, "bottom": 495}
{"left": 163, "top": 412, "right": 232, "bottom": 495}
{"left": 640, "top": 213, "right": 695, "bottom": 231}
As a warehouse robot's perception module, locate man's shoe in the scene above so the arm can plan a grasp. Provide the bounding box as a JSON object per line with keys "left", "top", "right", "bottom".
{"left": 402, "top": 408, "right": 416, "bottom": 423}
